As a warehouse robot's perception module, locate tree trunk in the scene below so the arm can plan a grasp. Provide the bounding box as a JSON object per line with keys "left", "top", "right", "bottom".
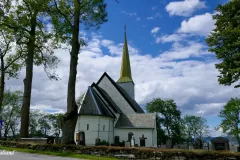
{"left": 0, "top": 54, "right": 5, "bottom": 138}
{"left": 20, "top": 15, "right": 37, "bottom": 138}
{"left": 61, "top": 0, "right": 80, "bottom": 145}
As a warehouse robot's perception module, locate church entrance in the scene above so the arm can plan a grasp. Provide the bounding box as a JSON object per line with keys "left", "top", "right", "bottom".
{"left": 76, "top": 131, "right": 85, "bottom": 145}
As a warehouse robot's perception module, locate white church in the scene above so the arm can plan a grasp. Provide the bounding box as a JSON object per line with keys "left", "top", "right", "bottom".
{"left": 74, "top": 27, "right": 157, "bottom": 147}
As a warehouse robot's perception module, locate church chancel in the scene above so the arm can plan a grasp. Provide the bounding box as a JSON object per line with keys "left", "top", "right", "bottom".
{"left": 74, "top": 27, "right": 157, "bottom": 147}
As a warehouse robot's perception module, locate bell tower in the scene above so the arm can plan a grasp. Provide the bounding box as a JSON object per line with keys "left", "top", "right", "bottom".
{"left": 117, "top": 26, "right": 135, "bottom": 99}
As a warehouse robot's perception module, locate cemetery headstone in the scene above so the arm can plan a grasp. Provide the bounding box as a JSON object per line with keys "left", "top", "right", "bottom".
{"left": 114, "top": 136, "right": 120, "bottom": 145}
{"left": 166, "top": 139, "right": 172, "bottom": 148}
{"left": 131, "top": 135, "right": 135, "bottom": 147}
{"left": 203, "top": 142, "right": 209, "bottom": 151}
{"left": 173, "top": 144, "right": 179, "bottom": 149}
{"left": 125, "top": 141, "right": 131, "bottom": 147}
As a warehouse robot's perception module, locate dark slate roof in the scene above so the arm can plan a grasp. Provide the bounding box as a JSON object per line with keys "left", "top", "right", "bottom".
{"left": 115, "top": 113, "right": 156, "bottom": 128}
{"left": 96, "top": 72, "right": 144, "bottom": 113}
{"left": 91, "top": 83, "right": 122, "bottom": 114}
{"left": 78, "top": 87, "right": 114, "bottom": 118}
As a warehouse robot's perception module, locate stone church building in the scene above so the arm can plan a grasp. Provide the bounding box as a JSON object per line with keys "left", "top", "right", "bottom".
{"left": 74, "top": 28, "right": 157, "bottom": 147}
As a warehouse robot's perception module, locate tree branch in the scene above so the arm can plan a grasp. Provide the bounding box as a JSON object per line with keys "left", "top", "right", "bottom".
{"left": 53, "top": 0, "right": 73, "bottom": 27}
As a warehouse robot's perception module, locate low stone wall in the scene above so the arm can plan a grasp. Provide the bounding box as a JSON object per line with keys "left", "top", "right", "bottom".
{"left": 0, "top": 141, "right": 240, "bottom": 160}
{"left": 19, "top": 138, "right": 47, "bottom": 144}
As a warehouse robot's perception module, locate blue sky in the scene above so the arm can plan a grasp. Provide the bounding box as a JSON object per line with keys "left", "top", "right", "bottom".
{"left": 7, "top": 0, "right": 236, "bottom": 136}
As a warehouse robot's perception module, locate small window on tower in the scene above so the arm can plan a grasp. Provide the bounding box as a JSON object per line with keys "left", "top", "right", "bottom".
{"left": 103, "top": 125, "right": 105, "bottom": 131}
{"left": 87, "top": 124, "right": 89, "bottom": 130}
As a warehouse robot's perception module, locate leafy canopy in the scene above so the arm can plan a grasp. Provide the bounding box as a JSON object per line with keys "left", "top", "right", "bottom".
{"left": 145, "top": 98, "right": 182, "bottom": 143}
{"left": 206, "top": 0, "right": 240, "bottom": 88}
{"left": 219, "top": 97, "right": 240, "bottom": 145}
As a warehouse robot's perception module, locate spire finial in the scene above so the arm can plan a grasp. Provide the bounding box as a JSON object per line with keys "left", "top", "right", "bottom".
{"left": 124, "top": 25, "right": 126, "bottom": 33}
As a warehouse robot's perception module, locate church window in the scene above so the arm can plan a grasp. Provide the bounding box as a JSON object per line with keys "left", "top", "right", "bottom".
{"left": 87, "top": 124, "right": 89, "bottom": 130}
{"left": 103, "top": 125, "right": 105, "bottom": 131}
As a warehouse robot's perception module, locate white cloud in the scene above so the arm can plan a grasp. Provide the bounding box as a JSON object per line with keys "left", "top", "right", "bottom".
{"left": 166, "top": 0, "right": 206, "bottom": 17}
{"left": 159, "top": 42, "right": 209, "bottom": 61}
{"left": 156, "top": 34, "right": 188, "bottom": 43}
{"left": 121, "top": 11, "right": 137, "bottom": 17}
{"left": 147, "top": 16, "right": 154, "bottom": 20}
{"left": 178, "top": 13, "right": 216, "bottom": 36}
{"left": 152, "top": 6, "right": 158, "bottom": 10}
{"left": 136, "top": 17, "right": 141, "bottom": 21}
{"left": 151, "top": 27, "right": 160, "bottom": 35}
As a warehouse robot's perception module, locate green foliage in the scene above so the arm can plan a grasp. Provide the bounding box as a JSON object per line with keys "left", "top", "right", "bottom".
{"left": 182, "top": 115, "right": 209, "bottom": 146}
{"left": 145, "top": 98, "right": 183, "bottom": 144}
{"left": 219, "top": 97, "right": 240, "bottom": 145}
{"left": 96, "top": 139, "right": 109, "bottom": 146}
{"left": 206, "top": 0, "right": 240, "bottom": 88}
{"left": 50, "top": 0, "right": 108, "bottom": 45}
{"left": 2, "top": 90, "right": 22, "bottom": 137}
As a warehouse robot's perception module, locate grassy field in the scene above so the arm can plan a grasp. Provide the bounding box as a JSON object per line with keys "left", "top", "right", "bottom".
{"left": 0, "top": 146, "right": 118, "bottom": 160}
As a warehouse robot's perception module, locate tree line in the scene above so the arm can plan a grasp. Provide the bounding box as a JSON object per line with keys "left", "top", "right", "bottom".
{"left": 145, "top": 98, "right": 210, "bottom": 148}
{"left": 1, "top": 90, "right": 63, "bottom": 138}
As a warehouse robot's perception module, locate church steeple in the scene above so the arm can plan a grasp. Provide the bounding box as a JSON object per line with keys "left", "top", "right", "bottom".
{"left": 117, "top": 26, "right": 133, "bottom": 83}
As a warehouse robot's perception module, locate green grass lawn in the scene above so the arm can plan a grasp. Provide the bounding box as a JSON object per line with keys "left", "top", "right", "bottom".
{"left": 0, "top": 146, "right": 118, "bottom": 160}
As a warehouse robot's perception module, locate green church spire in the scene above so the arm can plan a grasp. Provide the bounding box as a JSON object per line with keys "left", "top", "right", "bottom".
{"left": 117, "top": 26, "right": 133, "bottom": 83}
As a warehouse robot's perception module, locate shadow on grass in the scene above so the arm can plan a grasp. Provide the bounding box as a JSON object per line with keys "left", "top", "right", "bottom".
{"left": 0, "top": 146, "right": 117, "bottom": 160}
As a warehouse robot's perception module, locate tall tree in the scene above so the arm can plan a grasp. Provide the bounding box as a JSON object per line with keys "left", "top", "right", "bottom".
{"left": 51, "top": 0, "right": 107, "bottom": 144}
{"left": 0, "top": 0, "right": 59, "bottom": 137}
{"left": 0, "top": 1, "right": 24, "bottom": 138}
{"left": 182, "top": 115, "right": 209, "bottom": 147}
{"left": 206, "top": 0, "right": 240, "bottom": 88}
{"left": 219, "top": 97, "right": 240, "bottom": 146}
{"left": 145, "top": 98, "right": 183, "bottom": 144}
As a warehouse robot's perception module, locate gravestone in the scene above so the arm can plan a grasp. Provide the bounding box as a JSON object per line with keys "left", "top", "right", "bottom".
{"left": 166, "top": 139, "right": 172, "bottom": 148}
{"left": 131, "top": 135, "right": 135, "bottom": 147}
{"left": 179, "top": 144, "right": 187, "bottom": 149}
{"left": 114, "top": 136, "right": 120, "bottom": 145}
{"left": 203, "top": 142, "right": 209, "bottom": 151}
{"left": 211, "top": 137, "right": 229, "bottom": 151}
{"left": 125, "top": 141, "right": 131, "bottom": 147}
{"left": 173, "top": 144, "right": 179, "bottom": 149}
{"left": 160, "top": 144, "right": 166, "bottom": 148}
{"left": 139, "top": 134, "right": 147, "bottom": 147}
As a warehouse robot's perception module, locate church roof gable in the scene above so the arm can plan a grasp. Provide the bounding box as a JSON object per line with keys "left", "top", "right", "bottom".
{"left": 96, "top": 72, "right": 144, "bottom": 113}
{"left": 91, "top": 83, "right": 122, "bottom": 114}
{"left": 78, "top": 87, "right": 114, "bottom": 118}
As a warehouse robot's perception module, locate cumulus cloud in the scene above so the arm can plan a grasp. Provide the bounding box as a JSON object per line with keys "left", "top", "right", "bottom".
{"left": 156, "top": 34, "right": 188, "bottom": 43}
{"left": 151, "top": 27, "right": 160, "bottom": 35}
{"left": 166, "top": 0, "right": 206, "bottom": 17}
{"left": 178, "top": 13, "right": 216, "bottom": 36}
{"left": 159, "top": 42, "right": 209, "bottom": 60}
